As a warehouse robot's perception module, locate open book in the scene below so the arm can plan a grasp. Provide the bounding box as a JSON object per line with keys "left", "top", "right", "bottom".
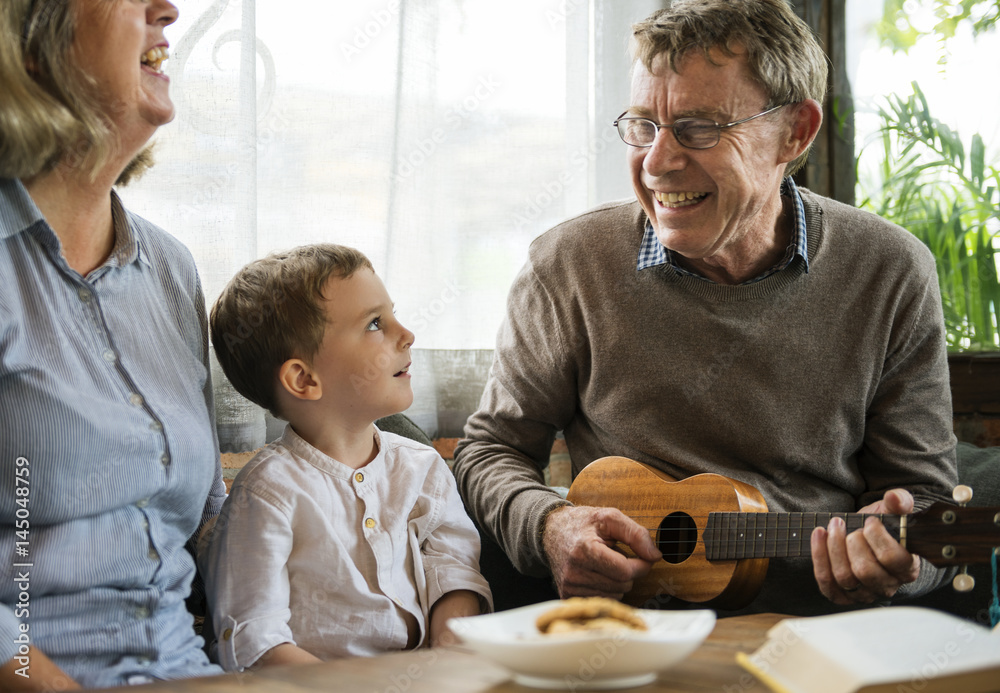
{"left": 737, "top": 607, "right": 1000, "bottom": 693}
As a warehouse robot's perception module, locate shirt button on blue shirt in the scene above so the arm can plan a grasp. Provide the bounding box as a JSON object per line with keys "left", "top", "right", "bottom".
{"left": 78, "top": 288, "right": 92, "bottom": 302}
{"left": 135, "top": 607, "right": 150, "bottom": 619}
{"left": 149, "top": 421, "right": 162, "bottom": 432}
{"left": 136, "top": 499, "right": 149, "bottom": 508}
{"left": 148, "top": 549, "right": 159, "bottom": 561}
{"left": 129, "top": 393, "right": 143, "bottom": 406}
{"left": 160, "top": 453, "right": 170, "bottom": 466}
{"left": 102, "top": 349, "right": 116, "bottom": 363}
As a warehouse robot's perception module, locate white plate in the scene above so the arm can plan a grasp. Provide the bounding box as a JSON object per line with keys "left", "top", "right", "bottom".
{"left": 448, "top": 601, "right": 716, "bottom": 690}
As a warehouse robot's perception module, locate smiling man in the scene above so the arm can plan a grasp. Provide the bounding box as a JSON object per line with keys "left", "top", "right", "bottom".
{"left": 454, "top": 0, "right": 959, "bottom": 616}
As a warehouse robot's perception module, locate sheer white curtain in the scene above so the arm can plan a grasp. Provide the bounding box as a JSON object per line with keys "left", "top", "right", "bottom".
{"left": 119, "top": 0, "right": 663, "bottom": 449}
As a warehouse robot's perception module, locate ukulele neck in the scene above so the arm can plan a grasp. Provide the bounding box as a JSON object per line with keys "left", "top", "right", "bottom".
{"left": 703, "top": 512, "right": 902, "bottom": 560}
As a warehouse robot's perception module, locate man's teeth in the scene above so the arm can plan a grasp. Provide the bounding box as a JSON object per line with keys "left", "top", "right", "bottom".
{"left": 654, "top": 191, "right": 707, "bottom": 208}
{"left": 141, "top": 47, "right": 168, "bottom": 72}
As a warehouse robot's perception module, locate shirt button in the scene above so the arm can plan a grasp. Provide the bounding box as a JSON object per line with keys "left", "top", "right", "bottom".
{"left": 136, "top": 657, "right": 151, "bottom": 667}
{"left": 129, "top": 393, "right": 144, "bottom": 406}
{"left": 160, "top": 453, "right": 170, "bottom": 466}
{"left": 102, "top": 349, "right": 117, "bottom": 363}
{"left": 222, "top": 628, "right": 233, "bottom": 641}
{"left": 78, "top": 288, "right": 92, "bottom": 302}
{"left": 354, "top": 472, "right": 364, "bottom": 483}
{"left": 141, "top": 518, "right": 149, "bottom": 530}
{"left": 393, "top": 597, "right": 403, "bottom": 607}
{"left": 148, "top": 549, "right": 159, "bottom": 561}
{"left": 136, "top": 499, "right": 149, "bottom": 508}
{"left": 135, "top": 606, "right": 150, "bottom": 619}
{"left": 149, "top": 422, "right": 162, "bottom": 432}
{"left": 365, "top": 518, "right": 376, "bottom": 529}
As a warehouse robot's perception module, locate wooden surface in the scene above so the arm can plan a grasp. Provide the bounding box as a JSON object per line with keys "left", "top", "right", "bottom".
{"left": 95, "top": 613, "right": 786, "bottom": 693}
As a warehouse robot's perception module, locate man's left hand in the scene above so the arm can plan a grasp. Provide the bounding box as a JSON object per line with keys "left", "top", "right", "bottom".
{"left": 810, "top": 489, "right": 920, "bottom": 605}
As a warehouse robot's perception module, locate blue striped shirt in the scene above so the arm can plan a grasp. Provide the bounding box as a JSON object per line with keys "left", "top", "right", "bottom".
{"left": 637, "top": 176, "right": 809, "bottom": 282}
{"left": 0, "top": 178, "right": 224, "bottom": 687}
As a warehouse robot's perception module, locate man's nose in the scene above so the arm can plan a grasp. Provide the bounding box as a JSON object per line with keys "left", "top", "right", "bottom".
{"left": 642, "top": 126, "right": 687, "bottom": 177}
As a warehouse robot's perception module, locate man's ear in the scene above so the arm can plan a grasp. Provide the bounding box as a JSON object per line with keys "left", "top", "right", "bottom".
{"left": 277, "top": 359, "right": 322, "bottom": 401}
{"left": 779, "top": 99, "right": 824, "bottom": 165}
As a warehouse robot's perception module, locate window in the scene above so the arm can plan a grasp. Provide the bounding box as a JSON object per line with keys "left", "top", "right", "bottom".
{"left": 120, "top": 0, "right": 665, "bottom": 446}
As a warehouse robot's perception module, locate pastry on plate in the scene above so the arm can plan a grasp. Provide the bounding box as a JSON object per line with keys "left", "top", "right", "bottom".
{"left": 536, "top": 597, "right": 647, "bottom": 635}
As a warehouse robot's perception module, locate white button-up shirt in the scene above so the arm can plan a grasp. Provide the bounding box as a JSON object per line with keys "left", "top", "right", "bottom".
{"left": 204, "top": 425, "right": 492, "bottom": 670}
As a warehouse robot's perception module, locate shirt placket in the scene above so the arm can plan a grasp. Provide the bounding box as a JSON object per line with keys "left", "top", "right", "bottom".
{"left": 353, "top": 469, "right": 407, "bottom": 614}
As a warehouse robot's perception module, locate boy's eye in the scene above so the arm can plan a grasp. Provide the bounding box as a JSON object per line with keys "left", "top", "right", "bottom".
{"left": 366, "top": 317, "right": 381, "bottom": 331}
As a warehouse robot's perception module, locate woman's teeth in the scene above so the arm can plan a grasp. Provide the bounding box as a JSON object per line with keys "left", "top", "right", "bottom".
{"left": 654, "top": 191, "right": 707, "bottom": 208}
{"left": 141, "top": 47, "right": 168, "bottom": 73}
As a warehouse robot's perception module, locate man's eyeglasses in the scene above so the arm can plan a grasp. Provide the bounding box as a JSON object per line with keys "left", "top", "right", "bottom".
{"left": 613, "top": 104, "right": 788, "bottom": 150}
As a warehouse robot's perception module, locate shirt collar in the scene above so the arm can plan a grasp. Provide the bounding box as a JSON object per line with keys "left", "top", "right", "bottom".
{"left": 636, "top": 176, "right": 809, "bottom": 282}
{"left": 108, "top": 189, "right": 149, "bottom": 269}
{"left": 1, "top": 178, "right": 149, "bottom": 270}
{"left": 0, "top": 178, "right": 46, "bottom": 241}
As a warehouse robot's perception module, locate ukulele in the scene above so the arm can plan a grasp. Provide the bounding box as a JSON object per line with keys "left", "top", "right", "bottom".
{"left": 566, "top": 456, "right": 1000, "bottom": 609}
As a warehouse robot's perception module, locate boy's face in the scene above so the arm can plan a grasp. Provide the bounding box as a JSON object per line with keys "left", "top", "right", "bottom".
{"left": 311, "top": 268, "right": 414, "bottom": 423}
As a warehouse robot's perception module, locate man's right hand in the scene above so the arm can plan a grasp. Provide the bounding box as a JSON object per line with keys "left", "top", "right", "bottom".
{"left": 542, "top": 505, "right": 661, "bottom": 599}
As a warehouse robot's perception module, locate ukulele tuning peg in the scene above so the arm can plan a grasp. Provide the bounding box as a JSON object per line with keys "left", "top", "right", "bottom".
{"left": 952, "top": 567, "right": 975, "bottom": 593}
{"left": 952, "top": 485, "right": 973, "bottom": 506}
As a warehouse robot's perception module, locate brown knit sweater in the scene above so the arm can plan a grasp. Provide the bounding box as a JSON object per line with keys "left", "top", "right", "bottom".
{"left": 454, "top": 190, "right": 958, "bottom": 616}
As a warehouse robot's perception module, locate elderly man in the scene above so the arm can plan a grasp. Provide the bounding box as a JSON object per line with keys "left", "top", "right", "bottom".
{"left": 453, "top": 0, "right": 958, "bottom": 616}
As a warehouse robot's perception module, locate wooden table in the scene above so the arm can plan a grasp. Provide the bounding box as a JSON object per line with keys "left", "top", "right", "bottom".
{"left": 108, "top": 613, "right": 785, "bottom": 692}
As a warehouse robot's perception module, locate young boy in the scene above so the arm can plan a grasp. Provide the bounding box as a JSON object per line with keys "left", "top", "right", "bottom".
{"left": 203, "top": 244, "right": 492, "bottom": 671}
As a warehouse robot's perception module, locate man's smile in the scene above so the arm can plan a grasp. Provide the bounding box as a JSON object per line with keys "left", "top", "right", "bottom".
{"left": 653, "top": 191, "right": 708, "bottom": 208}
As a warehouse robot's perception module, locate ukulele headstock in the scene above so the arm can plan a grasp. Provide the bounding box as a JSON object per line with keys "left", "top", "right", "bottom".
{"left": 906, "top": 498, "right": 1000, "bottom": 568}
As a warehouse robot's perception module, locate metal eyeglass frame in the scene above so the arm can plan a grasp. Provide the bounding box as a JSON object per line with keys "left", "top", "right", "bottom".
{"left": 613, "top": 104, "right": 789, "bottom": 150}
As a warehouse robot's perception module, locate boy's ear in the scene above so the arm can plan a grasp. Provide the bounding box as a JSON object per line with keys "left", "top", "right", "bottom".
{"left": 278, "top": 358, "right": 322, "bottom": 401}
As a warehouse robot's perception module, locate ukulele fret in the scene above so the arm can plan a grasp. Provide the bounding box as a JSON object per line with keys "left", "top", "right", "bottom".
{"left": 705, "top": 511, "right": 891, "bottom": 559}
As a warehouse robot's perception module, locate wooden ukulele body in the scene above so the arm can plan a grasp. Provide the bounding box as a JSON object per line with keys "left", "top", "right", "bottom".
{"left": 567, "top": 456, "right": 770, "bottom": 609}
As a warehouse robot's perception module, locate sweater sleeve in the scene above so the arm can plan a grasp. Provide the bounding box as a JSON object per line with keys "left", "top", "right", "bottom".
{"left": 856, "top": 251, "right": 958, "bottom": 510}
{"left": 856, "top": 238, "right": 958, "bottom": 599}
{"left": 453, "top": 261, "right": 576, "bottom": 576}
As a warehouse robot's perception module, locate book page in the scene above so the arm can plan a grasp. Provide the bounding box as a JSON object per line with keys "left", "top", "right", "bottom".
{"left": 738, "top": 607, "right": 1000, "bottom": 693}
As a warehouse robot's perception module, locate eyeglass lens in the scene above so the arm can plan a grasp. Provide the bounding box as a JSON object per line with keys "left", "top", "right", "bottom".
{"left": 618, "top": 118, "right": 720, "bottom": 149}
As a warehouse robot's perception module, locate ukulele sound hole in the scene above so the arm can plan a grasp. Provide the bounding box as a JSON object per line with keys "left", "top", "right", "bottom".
{"left": 657, "top": 512, "right": 697, "bottom": 564}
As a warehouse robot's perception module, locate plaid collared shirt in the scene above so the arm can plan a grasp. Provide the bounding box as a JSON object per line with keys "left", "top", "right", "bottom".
{"left": 636, "top": 176, "right": 809, "bottom": 283}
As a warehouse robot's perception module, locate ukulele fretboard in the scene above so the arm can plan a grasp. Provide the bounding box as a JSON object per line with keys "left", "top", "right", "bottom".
{"left": 703, "top": 512, "right": 899, "bottom": 560}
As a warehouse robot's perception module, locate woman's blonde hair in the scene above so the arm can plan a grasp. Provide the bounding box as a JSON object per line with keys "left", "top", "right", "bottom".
{"left": 0, "top": 0, "right": 146, "bottom": 182}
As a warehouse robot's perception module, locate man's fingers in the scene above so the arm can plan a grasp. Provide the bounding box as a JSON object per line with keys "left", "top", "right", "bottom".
{"left": 544, "top": 505, "right": 661, "bottom": 598}
{"left": 594, "top": 508, "right": 661, "bottom": 562}
{"left": 825, "top": 517, "right": 857, "bottom": 588}
{"left": 858, "top": 488, "right": 914, "bottom": 516}
{"left": 559, "top": 564, "right": 633, "bottom": 599}
{"left": 861, "top": 517, "right": 919, "bottom": 585}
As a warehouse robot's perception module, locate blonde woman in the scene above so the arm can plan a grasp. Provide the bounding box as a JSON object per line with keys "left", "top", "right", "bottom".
{"left": 0, "top": 0, "right": 225, "bottom": 688}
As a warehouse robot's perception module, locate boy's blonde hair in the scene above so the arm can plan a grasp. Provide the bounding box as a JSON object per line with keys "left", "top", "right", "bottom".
{"left": 0, "top": 0, "right": 151, "bottom": 182}
{"left": 210, "top": 244, "right": 374, "bottom": 417}
{"left": 631, "top": 0, "right": 828, "bottom": 176}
